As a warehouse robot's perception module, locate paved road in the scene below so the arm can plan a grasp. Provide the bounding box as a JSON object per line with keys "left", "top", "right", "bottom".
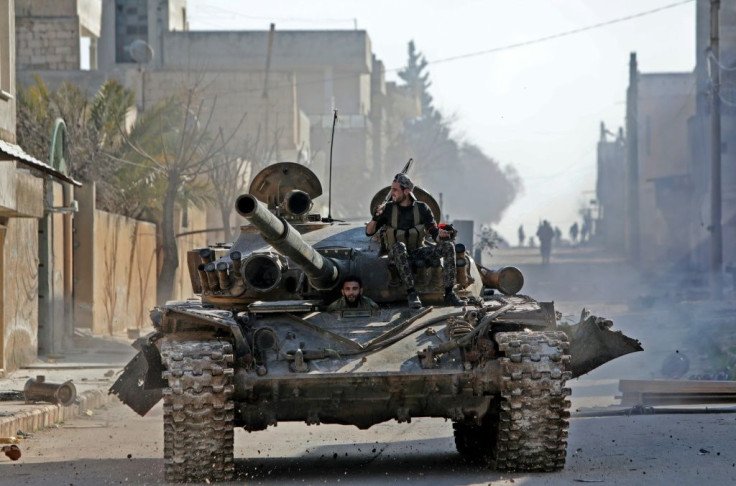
{"left": 5, "top": 398, "right": 736, "bottom": 485}
{"left": 6, "top": 244, "right": 733, "bottom": 484}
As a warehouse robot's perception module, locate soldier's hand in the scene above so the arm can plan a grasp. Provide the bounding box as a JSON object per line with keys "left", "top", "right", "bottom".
{"left": 373, "top": 203, "right": 386, "bottom": 218}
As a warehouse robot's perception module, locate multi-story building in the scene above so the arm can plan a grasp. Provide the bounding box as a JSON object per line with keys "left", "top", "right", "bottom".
{"left": 17, "top": 0, "right": 420, "bottom": 219}
{"left": 613, "top": 0, "right": 735, "bottom": 277}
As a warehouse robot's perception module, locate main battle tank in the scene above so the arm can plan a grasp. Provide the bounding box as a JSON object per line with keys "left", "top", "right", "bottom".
{"left": 111, "top": 162, "right": 642, "bottom": 483}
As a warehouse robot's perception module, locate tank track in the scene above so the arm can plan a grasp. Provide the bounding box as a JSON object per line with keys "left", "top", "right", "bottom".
{"left": 493, "top": 331, "right": 571, "bottom": 472}
{"left": 161, "top": 339, "right": 235, "bottom": 483}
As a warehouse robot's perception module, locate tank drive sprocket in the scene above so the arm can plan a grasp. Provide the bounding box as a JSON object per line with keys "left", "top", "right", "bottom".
{"left": 161, "top": 339, "right": 235, "bottom": 483}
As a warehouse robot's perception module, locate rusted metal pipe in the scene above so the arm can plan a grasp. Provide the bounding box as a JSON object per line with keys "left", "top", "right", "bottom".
{"left": 197, "top": 263, "right": 210, "bottom": 292}
{"left": 216, "top": 261, "right": 231, "bottom": 290}
{"left": 230, "top": 251, "right": 242, "bottom": 274}
{"left": 477, "top": 265, "right": 524, "bottom": 295}
{"left": 199, "top": 248, "right": 214, "bottom": 265}
{"left": 24, "top": 375, "right": 77, "bottom": 406}
{"left": 204, "top": 262, "right": 219, "bottom": 291}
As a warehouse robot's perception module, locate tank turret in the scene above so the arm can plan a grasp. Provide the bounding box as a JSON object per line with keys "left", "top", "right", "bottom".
{"left": 235, "top": 193, "right": 340, "bottom": 291}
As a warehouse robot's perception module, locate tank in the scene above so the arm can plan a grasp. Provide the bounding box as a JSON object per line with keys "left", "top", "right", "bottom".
{"left": 111, "top": 162, "right": 642, "bottom": 483}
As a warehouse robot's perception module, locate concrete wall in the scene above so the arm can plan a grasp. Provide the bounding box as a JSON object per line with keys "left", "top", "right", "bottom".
{"left": 15, "top": 0, "right": 82, "bottom": 71}
{"left": 73, "top": 183, "right": 158, "bottom": 334}
{"left": 172, "top": 206, "right": 207, "bottom": 301}
{"left": 163, "top": 30, "right": 372, "bottom": 73}
{"left": 1, "top": 217, "right": 39, "bottom": 372}
{"left": 15, "top": 0, "right": 101, "bottom": 71}
{"left": 93, "top": 210, "right": 157, "bottom": 334}
{"left": 0, "top": 163, "right": 44, "bottom": 218}
{"left": 73, "top": 182, "right": 208, "bottom": 335}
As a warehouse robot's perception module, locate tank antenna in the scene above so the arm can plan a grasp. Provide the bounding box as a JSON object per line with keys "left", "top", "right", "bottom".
{"left": 327, "top": 109, "right": 338, "bottom": 221}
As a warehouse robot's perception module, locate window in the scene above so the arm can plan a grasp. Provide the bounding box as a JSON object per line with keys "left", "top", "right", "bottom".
{"left": 115, "top": 0, "right": 149, "bottom": 63}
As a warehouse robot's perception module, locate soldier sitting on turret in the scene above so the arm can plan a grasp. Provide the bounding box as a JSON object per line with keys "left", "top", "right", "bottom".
{"left": 365, "top": 173, "right": 467, "bottom": 309}
{"left": 327, "top": 275, "right": 379, "bottom": 311}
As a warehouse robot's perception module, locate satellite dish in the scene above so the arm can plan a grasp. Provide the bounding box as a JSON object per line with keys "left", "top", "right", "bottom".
{"left": 129, "top": 40, "right": 154, "bottom": 64}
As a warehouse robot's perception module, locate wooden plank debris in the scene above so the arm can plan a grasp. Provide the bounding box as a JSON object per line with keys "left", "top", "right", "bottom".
{"left": 619, "top": 379, "right": 736, "bottom": 406}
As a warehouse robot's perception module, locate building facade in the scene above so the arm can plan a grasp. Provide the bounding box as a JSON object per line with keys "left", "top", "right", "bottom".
{"left": 1, "top": 0, "right": 79, "bottom": 372}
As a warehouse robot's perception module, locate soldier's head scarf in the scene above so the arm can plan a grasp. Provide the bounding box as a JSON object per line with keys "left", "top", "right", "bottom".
{"left": 393, "top": 173, "right": 417, "bottom": 201}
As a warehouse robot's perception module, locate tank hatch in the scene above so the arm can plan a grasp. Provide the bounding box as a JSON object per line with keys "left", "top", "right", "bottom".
{"left": 370, "top": 186, "right": 442, "bottom": 222}
{"left": 249, "top": 162, "right": 323, "bottom": 209}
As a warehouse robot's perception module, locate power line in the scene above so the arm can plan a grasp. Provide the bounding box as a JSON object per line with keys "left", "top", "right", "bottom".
{"left": 417, "top": 0, "right": 695, "bottom": 68}
{"left": 194, "top": 3, "right": 356, "bottom": 25}
{"left": 184, "top": 0, "right": 694, "bottom": 101}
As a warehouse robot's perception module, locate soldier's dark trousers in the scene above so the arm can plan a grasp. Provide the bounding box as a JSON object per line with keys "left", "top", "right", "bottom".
{"left": 388, "top": 241, "right": 456, "bottom": 291}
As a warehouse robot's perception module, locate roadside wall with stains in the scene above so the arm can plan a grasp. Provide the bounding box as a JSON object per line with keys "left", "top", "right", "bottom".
{"left": 74, "top": 182, "right": 206, "bottom": 335}
{"left": 74, "top": 183, "right": 157, "bottom": 335}
{"left": 1, "top": 216, "right": 39, "bottom": 371}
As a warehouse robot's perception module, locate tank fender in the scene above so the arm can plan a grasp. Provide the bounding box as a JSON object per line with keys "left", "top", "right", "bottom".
{"left": 157, "top": 307, "right": 252, "bottom": 363}
{"left": 109, "top": 331, "right": 165, "bottom": 416}
{"left": 139, "top": 334, "right": 168, "bottom": 390}
{"left": 560, "top": 309, "right": 643, "bottom": 378}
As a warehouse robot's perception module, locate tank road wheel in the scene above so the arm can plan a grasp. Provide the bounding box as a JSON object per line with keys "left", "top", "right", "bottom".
{"left": 161, "top": 339, "right": 235, "bottom": 483}
{"left": 493, "top": 331, "right": 571, "bottom": 472}
{"left": 452, "top": 410, "right": 499, "bottom": 461}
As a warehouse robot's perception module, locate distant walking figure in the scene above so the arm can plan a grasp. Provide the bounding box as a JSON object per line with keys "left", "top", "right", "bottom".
{"left": 569, "top": 222, "right": 579, "bottom": 245}
{"left": 518, "top": 225, "right": 525, "bottom": 248}
{"left": 580, "top": 220, "right": 589, "bottom": 243}
{"left": 536, "top": 220, "right": 554, "bottom": 265}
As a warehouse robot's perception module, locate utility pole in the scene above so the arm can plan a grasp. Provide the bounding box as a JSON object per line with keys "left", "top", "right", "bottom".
{"left": 626, "top": 53, "right": 640, "bottom": 264}
{"left": 263, "top": 23, "right": 275, "bottom": 150}
{"left": 710, "top": 0, "right": 723, "bottom": 297}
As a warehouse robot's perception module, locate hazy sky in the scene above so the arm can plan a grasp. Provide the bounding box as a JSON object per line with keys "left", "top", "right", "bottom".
{"left": 187, "top": 0, "right": 696, "bottom": 242}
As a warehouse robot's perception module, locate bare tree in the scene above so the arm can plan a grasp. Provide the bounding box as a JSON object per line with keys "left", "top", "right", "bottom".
{"left": 208, "top": 124, "right": 282, "bottom": 242}
{"left": 116, "top": 88, "right": 245, "bottom": 303}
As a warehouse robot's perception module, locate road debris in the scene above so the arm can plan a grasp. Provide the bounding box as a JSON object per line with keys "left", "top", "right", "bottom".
{"left": 0, "top": 391, "right": 24, "bottom": 401}
{"left": 23, "top": 375, "right": 77, "bottom": 406}
{"left": 0, "top": 437, "right": 21, "bottom": 461}
{"left": 619, "top": 379, "right": 736, "bottom": 406}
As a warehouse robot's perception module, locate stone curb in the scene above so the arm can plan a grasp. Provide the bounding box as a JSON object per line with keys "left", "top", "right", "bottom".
{"left": 0, "top": 388, "right": 114, "bottom": 437}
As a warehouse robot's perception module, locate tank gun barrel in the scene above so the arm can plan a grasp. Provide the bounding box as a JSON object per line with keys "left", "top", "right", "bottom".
{"left": 235, "top": 194, "right": 339, "bottom": 290}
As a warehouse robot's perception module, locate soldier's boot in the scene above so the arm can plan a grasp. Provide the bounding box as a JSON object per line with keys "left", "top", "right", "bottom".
{"left": 444, "top": 291, "right": 467, "bottom": 307}
{"left": 407, "top": 291, "right": 422, "bottom": 309}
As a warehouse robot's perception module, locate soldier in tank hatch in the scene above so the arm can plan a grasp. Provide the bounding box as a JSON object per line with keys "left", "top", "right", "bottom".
{"left": 327, "top": 275, "right": 379, "bottom": 311}
{"left": 365, "top": 173, "right": 466, "bottom": 309}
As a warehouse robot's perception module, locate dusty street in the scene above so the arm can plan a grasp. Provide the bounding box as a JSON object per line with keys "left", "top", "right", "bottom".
{"left": 6, "top": 246, "right": 735, "bottom": 485}
{"left": 4, "top": 397, "right": 736, "bottom": 485}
